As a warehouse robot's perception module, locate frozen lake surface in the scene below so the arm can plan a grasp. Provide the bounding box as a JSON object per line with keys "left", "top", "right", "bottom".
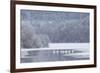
{"left": 21, "top": 43, "right": 90, "bottom": 63}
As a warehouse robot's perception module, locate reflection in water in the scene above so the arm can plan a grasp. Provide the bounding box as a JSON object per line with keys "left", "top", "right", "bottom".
{"left": 21, "top": 49, "right": 89, "bottom": 63}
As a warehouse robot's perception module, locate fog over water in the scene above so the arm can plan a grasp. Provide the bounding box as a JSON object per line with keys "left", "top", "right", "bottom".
{"left": 20, "top": 10, "right": 90, "bottom": 63}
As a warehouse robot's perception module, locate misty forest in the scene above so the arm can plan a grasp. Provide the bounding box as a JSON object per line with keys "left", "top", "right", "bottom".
{"left": 20, "top": 10, "right": 90, "bottom": 63}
